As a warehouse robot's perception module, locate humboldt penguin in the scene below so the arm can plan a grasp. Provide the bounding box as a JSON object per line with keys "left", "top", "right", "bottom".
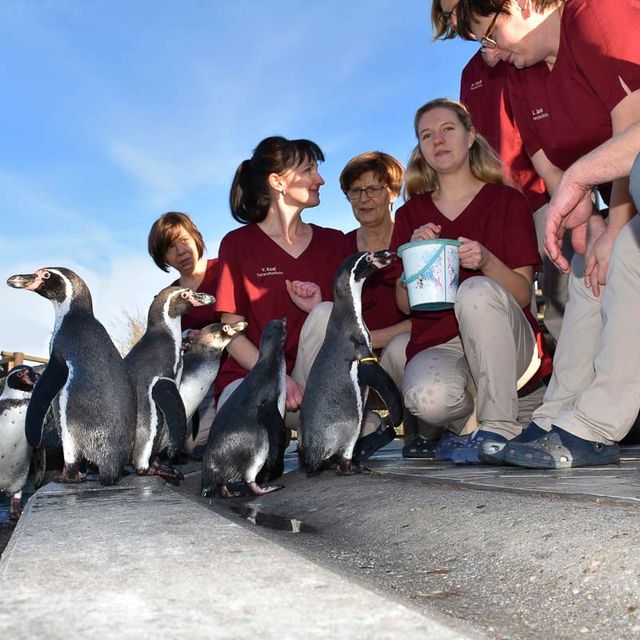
{"left": 201, "top": 318, "right": 287, "bottom": 498}
{"left": 125, "top": 285, "right": 214, "bottom": 484}
{"left": 298, "top": 251, "right": 403, "bottom": 475}
{"left": 179, "top": 320, "right": 247, "bottom": 446}
{"left": 7, "top": 268, "right": 136, "bottom": 485}
{"left": 0, "top": 365, "right": 43, "bottom": 520}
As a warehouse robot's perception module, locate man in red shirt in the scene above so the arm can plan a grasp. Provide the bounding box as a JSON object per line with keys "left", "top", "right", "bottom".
{"left": 454, "top": 0, "right": 640, "bottom": 467}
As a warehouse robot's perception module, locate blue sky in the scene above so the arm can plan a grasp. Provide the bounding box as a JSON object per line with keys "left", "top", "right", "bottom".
{"left": 1, "top": 0, "right": 476, "bottom": 357}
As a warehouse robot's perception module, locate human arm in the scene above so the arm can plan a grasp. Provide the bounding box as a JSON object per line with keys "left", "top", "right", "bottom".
{"left": 221, "top": 312, "right": 259, "bottom": 371}
{"left": 370, "top": 319, "right": 412, "bottom": 352}
{"left": 573, "top": 94, "right": 640, "bottom": 293}
{"left": 457, "top": 238, "right": 533, "bottom": 309}
{"left": 222, "top": 311, "right": 302, "bottom": 410}
{"left": 395, "top": 278, "right": 410, "bottom": 316}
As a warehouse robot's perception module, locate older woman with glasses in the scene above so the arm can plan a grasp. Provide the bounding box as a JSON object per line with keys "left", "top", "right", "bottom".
{"left": 451, "top": 0, "right": 640, "bottom": 468}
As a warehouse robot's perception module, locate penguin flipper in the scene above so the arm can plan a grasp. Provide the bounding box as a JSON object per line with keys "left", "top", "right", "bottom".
{"left": 25, "top": 351, "right": 68, "bottom": 448}
{"left": 257, "top": 400, "right": 286, "bottom": 478}
{"left": 152, "top": 377, "right": 187, "bottom": 458}
{"left": 357, "top": 360, "right": 403, "bottom": 427}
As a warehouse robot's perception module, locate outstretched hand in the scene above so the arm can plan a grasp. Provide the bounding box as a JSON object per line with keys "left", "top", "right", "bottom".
{"left": 286, "top": 279, "right": 322, "bottom": 313}
{"left": 545, "top": 176, "right": 594, "bottom": 272}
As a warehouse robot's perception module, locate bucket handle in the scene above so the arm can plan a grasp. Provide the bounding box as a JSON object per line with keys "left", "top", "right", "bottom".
{"left": 400, "top": 244, "right": 446, "bottom": 285}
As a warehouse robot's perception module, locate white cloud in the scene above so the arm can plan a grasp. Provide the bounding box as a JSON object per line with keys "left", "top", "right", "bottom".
{"left": 1, "top": 253, "right": 170, "bottom": 362}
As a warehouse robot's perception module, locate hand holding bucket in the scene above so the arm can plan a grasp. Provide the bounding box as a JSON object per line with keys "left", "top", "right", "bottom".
{"left": 398, "top": 238, "right": 462, "bottom": 311}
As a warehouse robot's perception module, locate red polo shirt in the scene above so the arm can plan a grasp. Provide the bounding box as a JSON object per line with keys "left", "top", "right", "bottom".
{"left": 389, "top": 184, "right": 540, "bottom": 362}
{"left": 460, "top": 52, "right": 548, "bottom": 212}
{"left": 215, "top": 223, "right": 349, "bottom": 390}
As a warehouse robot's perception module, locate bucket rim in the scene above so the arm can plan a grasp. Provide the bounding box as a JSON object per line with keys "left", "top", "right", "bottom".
{"left": 397, "top": 238, "right": 462, "bottom": 257}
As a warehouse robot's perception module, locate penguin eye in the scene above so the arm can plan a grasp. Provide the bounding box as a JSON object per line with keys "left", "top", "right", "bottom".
{"left": 365, "top": 254, "right": 373, "bottom": 263}
{"left": 42, "top": 271, "right": 51, "bottom": 279}
{"left": 181, "top": 291, "right": 189, "bottom": 299}
{"left": 223, "top": 324, "right": 230, "bottom": 333}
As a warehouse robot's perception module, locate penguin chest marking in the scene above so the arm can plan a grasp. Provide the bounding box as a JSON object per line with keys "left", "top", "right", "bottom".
{"left": 141, "top": 376, "right": 164, "bottom": 465}
{"left": 277, "top": 359, "right": 286, "bottom": 419}
{"left": 58, "top": 360, "right": 78, "bottom": 463}
{"left": 349, "top": 359, "right": 365, "bottom": 427}
{"left": 245, "top": 438, "right": 269, "bottom": 483}
{"left": 0, "top": 403, "right": 31, "bottom": 491}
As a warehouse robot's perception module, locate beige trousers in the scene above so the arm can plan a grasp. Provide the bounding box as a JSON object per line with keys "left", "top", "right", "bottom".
{"left": 401, "top": 277, "right": 539, "bottom": 439}
{"left": 533, "top": 204, "right": 571, "bottom": 342}
{"left": 533, "top": 213, "right": 640, "bottom": 444}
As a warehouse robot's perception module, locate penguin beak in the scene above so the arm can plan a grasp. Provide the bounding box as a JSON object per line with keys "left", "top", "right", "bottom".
{"left": 188, "top": 292, "right": 215, "bottom": 307}
{"left": 371, "top": 250, "right": 396, "bottom": 270}
{"left": 7, "top": 273, "right": 39, "bottom": 290}
{"left": 225, "top": 320, "right": 248, "bottom": 337}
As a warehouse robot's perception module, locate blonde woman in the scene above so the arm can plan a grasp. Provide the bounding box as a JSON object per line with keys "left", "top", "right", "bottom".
{"left": 390, "top": 98, "right": 542, "bottom": 464}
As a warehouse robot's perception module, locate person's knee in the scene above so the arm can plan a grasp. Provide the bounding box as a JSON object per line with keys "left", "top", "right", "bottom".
{"left": 455, "top": 276, "right": 506, "bottom": 320}
{"left": 300, "top": 301, "right": 332, "bottom": 340}
{"left": 403, "top": 378, "right": 464, "bottom": 426}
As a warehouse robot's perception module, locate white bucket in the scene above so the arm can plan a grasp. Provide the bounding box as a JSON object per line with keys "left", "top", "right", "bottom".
{"left": 398, "top": 239, "right": 462, "bottom": 311}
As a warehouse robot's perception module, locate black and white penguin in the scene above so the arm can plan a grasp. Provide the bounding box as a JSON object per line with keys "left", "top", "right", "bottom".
{"left": 298, "top": 251, "right": 403, "bottom": 475}
{"left": 125, "top": 285, "right": 214, "bottom": 483}
{"left": 7, "top": 268, "right": 136, "bottom": 485}
{"left": 0, "top": 365, "right": 41, "bottom": 520}
{"left": 201, "top": 318, "right": 287, "bottom": 498}
{"left": 180, "top": 320, "right": 247, "bottom": 445}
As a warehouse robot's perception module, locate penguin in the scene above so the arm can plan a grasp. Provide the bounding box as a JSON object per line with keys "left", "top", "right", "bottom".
{"left": 7, "top": 268, "right": 136, "bottom": 485}
{"left": 179, "top": 320, "right": 247, "bottom": 446}
{"left": 0, "top": 365, "right": 42, "bottom": 520}
{"left": 298, "top": 251, "right": 403, "bottom": 475}
{"left": 125, "top": 285, "right": 214, "bottom": 484}
{"left": 201, "top": 318, "right": 287, "bottom": 498}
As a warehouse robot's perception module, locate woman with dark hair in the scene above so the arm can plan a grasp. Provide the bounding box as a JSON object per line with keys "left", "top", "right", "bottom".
{"left": 148, "top": 211, "right": 219, "bottom": 331}
{"left": 215, "top": 136, "right": 349, "bottom": 419}
{"left": 390, "top": 98, "right": 543, "bottom": 464}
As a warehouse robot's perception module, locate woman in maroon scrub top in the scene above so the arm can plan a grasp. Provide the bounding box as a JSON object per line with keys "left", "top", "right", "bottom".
{"left": 215, "top": 136, "right": 348, "bottom": 419}
{"left": 390, "top": 98, "right": 542, "bottom": 464}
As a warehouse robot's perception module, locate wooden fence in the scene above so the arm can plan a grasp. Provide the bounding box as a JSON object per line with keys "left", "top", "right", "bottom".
{"left": 0, "top": 351, "right": 48, "bottom": 377}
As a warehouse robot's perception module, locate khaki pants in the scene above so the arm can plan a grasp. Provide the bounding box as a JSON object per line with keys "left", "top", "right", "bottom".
{"left": 533, "top": 204, "right": 571, "bottom": 342}
{"left": 533, "top": 213, "right": 640, "bottom": 444}
{"left": 402, "top": 277, "right": 539, "bottom": 439}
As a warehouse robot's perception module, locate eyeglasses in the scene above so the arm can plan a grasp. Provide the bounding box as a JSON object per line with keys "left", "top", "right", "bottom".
{"left": 480, "top": 2, "right": 505, "bottom": 49}
{"left": 438, "top": 5, "right": 457, "bottom": 26}
{"left": 346, "top": 185, "right": 386, "bottom": 201}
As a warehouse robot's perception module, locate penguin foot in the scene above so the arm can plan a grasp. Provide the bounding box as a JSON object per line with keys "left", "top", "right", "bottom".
{"left": 57, "top": 465, "right": 87, "bottom": 483}
{"left": 336, "top": 457, "right": 361, "bottom": 476}
{"left": 138, "top": 460, "right": 185, "bottom": 486}
{"left": 248, "top": 481, "right": 284, "bottom": 496}
{"left": 217, "top": 485, "right": 244, "bottom": 499}
{"left": 9, "top": 497, "right": 23, "bottom": 522}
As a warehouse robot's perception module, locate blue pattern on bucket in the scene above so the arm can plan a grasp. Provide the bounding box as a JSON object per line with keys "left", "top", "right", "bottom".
{"left": 400, "top": 244, "right": 446, "bottom": 286}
